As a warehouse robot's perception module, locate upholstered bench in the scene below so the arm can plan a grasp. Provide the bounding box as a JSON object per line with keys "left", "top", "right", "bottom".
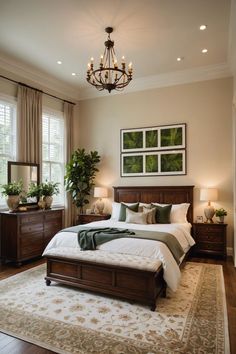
{"left": 44, "top": 248, "right": 166, "bottom": 311}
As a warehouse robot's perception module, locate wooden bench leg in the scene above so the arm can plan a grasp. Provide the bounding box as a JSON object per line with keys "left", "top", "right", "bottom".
{"left": 45, "top": 278, "right": 51, "bottom": 286}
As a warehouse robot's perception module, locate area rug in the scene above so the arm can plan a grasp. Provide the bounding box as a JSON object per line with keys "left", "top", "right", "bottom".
{"left": 0, "top": 262, "right": 230, "bottom": 354}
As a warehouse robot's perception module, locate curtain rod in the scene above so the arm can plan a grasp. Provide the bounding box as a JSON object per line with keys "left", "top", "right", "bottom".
{"left": 0, "top": 74, "right": 76, "bottom": 105}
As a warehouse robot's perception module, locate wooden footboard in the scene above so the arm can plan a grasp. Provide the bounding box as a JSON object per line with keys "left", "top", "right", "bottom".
{"left": 45, "top": 256, "right": 166, "bottom": 311}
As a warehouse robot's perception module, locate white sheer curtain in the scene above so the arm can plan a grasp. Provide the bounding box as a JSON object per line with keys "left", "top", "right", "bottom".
{"left": 64, "top": 102, "right": 75, "bottom": 227}
{"left": 17, "top": 85, "right": 42, "bottom": 166}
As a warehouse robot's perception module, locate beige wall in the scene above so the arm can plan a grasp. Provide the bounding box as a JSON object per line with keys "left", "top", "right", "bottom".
{"left": 78, "top": 78, "right": 234, "bottom": 249}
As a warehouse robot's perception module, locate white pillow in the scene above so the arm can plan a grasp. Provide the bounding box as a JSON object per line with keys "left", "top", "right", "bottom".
{"left": 111, "top": 202, "right": 121, "bottom": 220}
{"left": 111, "top": 202, "right": 139, "bottom": 221}
{"left": 152, "top": 203, "right": 190, "bottom": 223}
{"left": 125, "top": 208, "right": 147, "bottom": 224}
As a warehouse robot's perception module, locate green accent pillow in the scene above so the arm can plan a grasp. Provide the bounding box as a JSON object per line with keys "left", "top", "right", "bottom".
{"left": 153, "top": 204, "right": 172, "bottom": 224}
{"left": 118, "top": 202, "right": 139, "bottom": 221}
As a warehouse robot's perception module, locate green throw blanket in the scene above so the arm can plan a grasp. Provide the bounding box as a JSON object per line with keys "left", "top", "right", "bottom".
{"left": 61, "top": 225, "right": 184, "bottom": 264}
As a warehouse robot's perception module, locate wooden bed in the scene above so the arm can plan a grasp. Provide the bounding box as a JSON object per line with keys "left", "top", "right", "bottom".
{"left": 44, "top": 185, "right": 194, "bottom": 310}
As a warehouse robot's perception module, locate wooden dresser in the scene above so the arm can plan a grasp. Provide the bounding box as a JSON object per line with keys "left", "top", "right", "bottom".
{"left": 0, "top": 208, "right": 63, "bottom": 266}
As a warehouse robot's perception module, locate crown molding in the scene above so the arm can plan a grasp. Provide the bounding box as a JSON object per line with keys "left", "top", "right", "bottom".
{"left": 0, "top": 53, "right": 231, "bottom": 103}
{"left": 79, "top": 62, "right": 232, "bottom": 100}
{"left": 0, "top": 54, "right": 80, "bottom": 102}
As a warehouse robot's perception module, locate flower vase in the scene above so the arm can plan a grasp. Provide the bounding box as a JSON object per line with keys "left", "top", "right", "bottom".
{"left": 6, "top": 195, "right": 20, "bottom": 212}
{"left": 44, "top": 196, "right": 53, "bottom": 209}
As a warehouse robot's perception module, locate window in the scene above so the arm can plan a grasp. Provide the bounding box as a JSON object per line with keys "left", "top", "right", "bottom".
{"left": 0, "top": 98, "right": 16, "bottom": 207}
{"left": 42, "top": 109, "right": 65, "bottom": 206}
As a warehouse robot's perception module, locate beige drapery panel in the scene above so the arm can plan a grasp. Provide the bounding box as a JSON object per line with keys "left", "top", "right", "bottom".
{"left": 64, "top": 102, "right": 75, "bottom": 227}
{"left": 17, "top": 85, "right": 42, "bottom": 166}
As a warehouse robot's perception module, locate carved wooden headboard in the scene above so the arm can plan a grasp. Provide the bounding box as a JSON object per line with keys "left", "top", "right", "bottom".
{"left": 113, "top": 185, "right": 194, "bottom": 224}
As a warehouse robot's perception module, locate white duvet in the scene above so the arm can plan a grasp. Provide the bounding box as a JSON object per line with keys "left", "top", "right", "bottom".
{"left": 43, "top": 220, "right": 195, "bottom": 291}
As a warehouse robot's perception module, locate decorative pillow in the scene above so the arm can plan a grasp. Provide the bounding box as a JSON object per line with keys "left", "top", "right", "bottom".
{"left": 118, "top": 202, "right": 139, "bottom": 222}
{"left": 143, "top": 206, "right": 157, "bottom": 224}
{"left": 111, "top": 202, "right": 139, "bottom": 221}
{"left": 125, "top": 208, "right": 147, "bottom": 224}
{"left": 138, "top": 203, "right": 152, "bottom": 212}
{"left": 153, "top": 204, "right": 172, "bottom": 224}
{"left": 111, "top": 202, "right": 121, "bottom": 220}
{"left": 151, "top": 203, "right": 190, "bottom": 223}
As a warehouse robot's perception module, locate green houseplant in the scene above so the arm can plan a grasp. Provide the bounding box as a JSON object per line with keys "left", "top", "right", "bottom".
{"left": 64, "top": 148, "right": 100, "bottom": 213}
{"left": 1, "top": 180, "right": 23, "bottom": 211}
{"left": 28, "top": 181, "right": 60, "bottom": 209}
{"left": 215, "top": 208, "right": 227, "bottom": 223}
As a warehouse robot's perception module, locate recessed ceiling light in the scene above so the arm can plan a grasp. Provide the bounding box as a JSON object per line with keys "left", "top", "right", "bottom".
{"left": 200, "top": 25, "right": 207, "bottom": 31}
{"left": 177, "top": 57, "right": 184, "bottom": 62}
{"left": 72, "top": 73, "right": 76, "bottom": 76}
{"left": 202, "top": 48, "right": 208, "bottom": 53}
{"left": 57, "top": 60, "right": 62, "bottom": 64}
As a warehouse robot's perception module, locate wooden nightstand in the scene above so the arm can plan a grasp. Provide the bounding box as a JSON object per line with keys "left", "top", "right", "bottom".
{"left": 77, "top": 214, "right": 111, "bottom": 225}
{"left": 192, "top": 222, "right": 227, "bottom": 259}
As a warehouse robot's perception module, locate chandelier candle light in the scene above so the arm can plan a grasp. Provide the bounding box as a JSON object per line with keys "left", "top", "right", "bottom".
{"left": 87, "top": 27, "right": 133, "bottom": 93}
{"left": 200, "top": 188, "right": 218, "bottom": 223}
{"left": 94, "top": 187, "right": 108, "bottom": 214}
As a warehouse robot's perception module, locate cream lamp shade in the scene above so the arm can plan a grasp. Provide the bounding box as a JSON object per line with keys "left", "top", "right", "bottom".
{"left": 200, "top": 188, "right": 218, "bottom": 223}
{"left": 94, "top": 187, "right": 108, "bottom": 214}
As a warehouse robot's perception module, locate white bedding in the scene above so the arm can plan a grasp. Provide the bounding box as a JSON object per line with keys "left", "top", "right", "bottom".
{"left": 43, "top": 220, "right": 195, "bottom": 292}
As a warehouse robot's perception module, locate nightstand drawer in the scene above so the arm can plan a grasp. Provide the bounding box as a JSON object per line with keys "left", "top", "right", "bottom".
{"left": 196, "top": 242, "right": 224, "bottom": 252}
{"left": 194, "top": 232, "right": 223, "bottom": 243}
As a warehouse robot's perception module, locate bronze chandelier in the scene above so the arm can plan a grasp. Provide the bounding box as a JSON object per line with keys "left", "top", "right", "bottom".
{"left": 87, "top": 27, "right": 133, "bottom": 93}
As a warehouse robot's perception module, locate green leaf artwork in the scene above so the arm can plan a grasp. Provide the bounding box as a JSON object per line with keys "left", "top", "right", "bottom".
{"left": 145, "top": 155, "right": 158, "bottom": 173}
{"left": 145, "top": 130, "right": 158, "bottom": 148}
{"left": 161, "top": 153, "right": 183, "bottom": 172}
{"left": 161, "top": 128, "right": 183, "bottom": 147}
{"left": 123, "top": 131, "right": 143, "bottom": 150}
{"left": 123, "top": 155, "right": 143, "bottom": 174}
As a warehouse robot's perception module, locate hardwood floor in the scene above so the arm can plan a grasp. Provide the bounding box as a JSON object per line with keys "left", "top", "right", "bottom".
{"left": 0, "top": 256, "right": 235, "bottom": 354}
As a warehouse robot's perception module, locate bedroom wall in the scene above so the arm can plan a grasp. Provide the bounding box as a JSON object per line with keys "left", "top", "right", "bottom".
{"left": 78, "top": 77, "right": 234, "bottom": 251}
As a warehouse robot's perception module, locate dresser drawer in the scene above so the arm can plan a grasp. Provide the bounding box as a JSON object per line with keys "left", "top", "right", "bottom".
{"left": 20, "top": 223, "right": 43, "bottom": 235}
{"left": 20, "top": 232, "right": 43, "bottom": 258}
{"left": 45, "top": 219, "right": 61, "bottom": 230}
{"left": 20, "top": 214, "right": 44, "bottom": 225}
{"left": 45, "top": 210, "right": 62, "bottom": 221}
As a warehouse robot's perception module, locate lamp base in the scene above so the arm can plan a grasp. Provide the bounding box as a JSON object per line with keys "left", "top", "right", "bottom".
{"left": 204, "top": 205, "right": 215, "bottom": 223}
{"left": 94, "top": 199, "right": 104, "bottom": 215}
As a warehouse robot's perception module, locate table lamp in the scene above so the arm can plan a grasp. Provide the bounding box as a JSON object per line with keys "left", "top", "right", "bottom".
{"left": 200, "top": 188, "right": 218, "bottom": 223}
{"left": 94, "top": 187, "right": 108, "bottom": 214}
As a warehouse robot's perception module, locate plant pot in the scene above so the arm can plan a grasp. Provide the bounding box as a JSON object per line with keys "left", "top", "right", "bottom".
{"left": 218, "top": 216, "right": 225, "bottom": 223}
{"left": 7, "top": 195, "right": 20, "bottom": 212}
{"left": 44, "top": 196, "right": 53, "bottom": 209}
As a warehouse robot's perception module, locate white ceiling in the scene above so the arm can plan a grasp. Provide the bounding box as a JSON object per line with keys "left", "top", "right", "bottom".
{"left": 0, "top": 0, "right": 232, "bottom": 100}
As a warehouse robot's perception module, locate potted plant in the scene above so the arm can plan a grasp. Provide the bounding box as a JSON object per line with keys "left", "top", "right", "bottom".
{"left": 64, "top": 148, "right": 100, "bottom": 213}
{"left": 39, "top": 181, "right": 60, "bottom": 209}
{"left": 215, "top": 208, "right": 227, "bottom": 223}
{"left": 1, "top": 180, "right": 23, "bottom": 211}
{"left": 27, "top": 182, "right": 41, "bottom": 200}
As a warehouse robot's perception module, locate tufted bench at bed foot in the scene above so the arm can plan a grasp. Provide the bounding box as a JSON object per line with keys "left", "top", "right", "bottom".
{"left": 44, "top": 249, "right": 166, "bottom": 311}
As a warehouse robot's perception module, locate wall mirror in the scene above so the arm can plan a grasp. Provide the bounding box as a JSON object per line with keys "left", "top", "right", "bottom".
{"left": 8, "top": 161, "right": 40, "bottom": 205}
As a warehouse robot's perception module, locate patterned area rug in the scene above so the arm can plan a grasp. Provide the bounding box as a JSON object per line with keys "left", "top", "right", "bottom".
{"left": 0, "top": 262, "right": 230, "bottom": 354}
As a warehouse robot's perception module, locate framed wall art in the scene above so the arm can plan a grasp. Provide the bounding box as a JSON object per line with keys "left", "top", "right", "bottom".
{"left": 121, "top": 150, "right": 186, "bottom": 177}
{"left": 121, "top": 123, "right": 186, "bottom": 152}
{"left": 120, "top": 123, "right": 187, "bottom": 177}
